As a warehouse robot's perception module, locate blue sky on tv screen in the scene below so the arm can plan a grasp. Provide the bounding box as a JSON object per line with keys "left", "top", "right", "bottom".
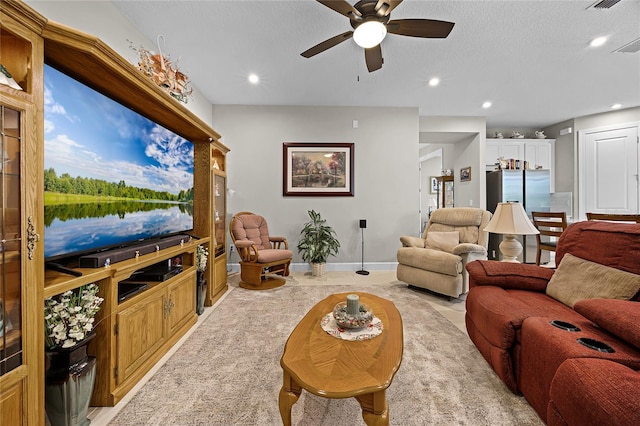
{"left": 43, "top": 64, "right": 193, "bottom": 196}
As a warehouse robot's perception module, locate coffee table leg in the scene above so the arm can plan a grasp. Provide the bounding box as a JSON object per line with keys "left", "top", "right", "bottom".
{"left": 279, "top": 371, "right": 301, "bottom": 426}
{"left": 355, "top": 390, "right": 389, "bottom": 426}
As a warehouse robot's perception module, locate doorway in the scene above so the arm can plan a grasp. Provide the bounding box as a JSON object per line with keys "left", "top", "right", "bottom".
{"left": 419, "top": 148, "right": 442, "bottom": 233}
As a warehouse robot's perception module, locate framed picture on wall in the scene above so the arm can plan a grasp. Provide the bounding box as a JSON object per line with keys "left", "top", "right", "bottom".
{"left": 283, "top": 142, "right": 354, "bottom": 196}
{"left": 430, "top": 176, "right": 438, "bottom": 194}
{"left": 460, "top": 166, "right": 472, "bottom": 182}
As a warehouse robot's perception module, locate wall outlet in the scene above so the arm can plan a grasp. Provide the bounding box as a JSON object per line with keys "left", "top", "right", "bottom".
{"left": 469, "top": 199, "right": 473, "bottom": 206}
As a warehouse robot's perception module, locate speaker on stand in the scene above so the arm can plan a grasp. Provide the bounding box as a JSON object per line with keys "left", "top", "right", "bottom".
{"left": 356, "top": 219, "right": 369, "bottom": 275}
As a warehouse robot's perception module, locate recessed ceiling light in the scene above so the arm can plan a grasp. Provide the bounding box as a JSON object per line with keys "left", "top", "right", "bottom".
{"left": 248, "top": 73, "right": 259, "bottom": 84}
{"left": 428, "top": 78, "right": 440, "bottom": 87}
{"left": 482, "top": 101, "right": 492, "bottom": 109}
{"left": 611, "top": 103, "right": 622, "bottom": 109}
{"left": 590, "top": 36, "right": 607, "bottom": 47}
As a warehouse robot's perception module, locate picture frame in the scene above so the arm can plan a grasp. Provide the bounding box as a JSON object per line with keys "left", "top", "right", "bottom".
{"left": 460, "top": 166, "right": 472, "bottom": 182}
{"left": 430, "top": 176, "right": 438, "bottom": 194}
{"left": 283, "top": 142, "right": 354, "bottom": 196}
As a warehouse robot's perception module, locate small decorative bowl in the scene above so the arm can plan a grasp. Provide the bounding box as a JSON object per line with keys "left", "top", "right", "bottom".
{"left": 332, "top": 301, "right": 374, "bottom": 329}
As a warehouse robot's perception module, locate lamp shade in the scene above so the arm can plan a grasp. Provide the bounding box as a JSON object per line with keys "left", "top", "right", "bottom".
{"left": 353, "top": 21, "right": 387, "bottom": 48}
{"left": 484, "top": 202, "right": 539, "bottom": 235}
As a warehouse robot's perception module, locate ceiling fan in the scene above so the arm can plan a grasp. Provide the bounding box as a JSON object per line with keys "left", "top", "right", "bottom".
{"left": 301, "top": 0, "right": 455, "bottom": 72}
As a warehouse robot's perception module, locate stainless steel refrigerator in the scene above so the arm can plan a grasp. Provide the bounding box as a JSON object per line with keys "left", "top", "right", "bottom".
{"left": 486, "top": 170, "right": 551, "bottom": 263}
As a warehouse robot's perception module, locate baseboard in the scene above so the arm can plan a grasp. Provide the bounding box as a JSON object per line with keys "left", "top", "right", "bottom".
{"left": 226, "top": 262, "right": 397, "bottom": 274}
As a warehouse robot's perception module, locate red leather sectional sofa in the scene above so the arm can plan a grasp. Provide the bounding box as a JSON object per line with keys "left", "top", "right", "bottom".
{"left": 465, "top": 221, "right": 640, "bottom": 425}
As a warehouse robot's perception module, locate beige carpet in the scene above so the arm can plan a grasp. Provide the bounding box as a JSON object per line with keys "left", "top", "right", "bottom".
{"left": 108, "top": 273, "right": 543, "bottom": 425}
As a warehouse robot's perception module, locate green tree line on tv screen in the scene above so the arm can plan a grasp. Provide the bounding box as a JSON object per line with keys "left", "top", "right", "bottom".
{"left": 44, "top": 167, "right": 193, "bottom": 203}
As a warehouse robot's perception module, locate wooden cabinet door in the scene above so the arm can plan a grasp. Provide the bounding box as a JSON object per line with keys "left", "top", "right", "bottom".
{"left": 116, "top": 290, "right": 166, "bottom": 385}
{"left": 166, "top": 274, "right": 196, "bottom": 336}
{"left": 213, "top": 255, "right": 227, "bottom": 295}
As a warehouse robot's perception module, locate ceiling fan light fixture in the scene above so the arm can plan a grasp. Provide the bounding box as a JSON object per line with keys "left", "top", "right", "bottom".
{"left": 353, "top": 20, "right": 387, "bottom": 48}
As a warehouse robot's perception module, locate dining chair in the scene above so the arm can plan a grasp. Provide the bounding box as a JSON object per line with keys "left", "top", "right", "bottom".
{"left": 531, "top": 211, "right": 568, "bottom": 266}
{"left": 586, "top": 213, "right": 640, "bottom": 223}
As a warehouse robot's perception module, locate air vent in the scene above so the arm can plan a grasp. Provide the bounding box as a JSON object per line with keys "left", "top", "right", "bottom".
{"left": 588, "top": 0, "right": 621, "bottom": 9}
{"left": 615, "top": 38, "right": 640, "bottom": 54}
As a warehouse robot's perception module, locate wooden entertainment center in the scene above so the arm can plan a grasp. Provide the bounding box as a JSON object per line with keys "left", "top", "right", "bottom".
{"left": 0, "top": 0, "right": 229, "bottom": 422}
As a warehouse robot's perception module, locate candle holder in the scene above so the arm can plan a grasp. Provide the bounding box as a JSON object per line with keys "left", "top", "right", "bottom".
{"left": 333, "top": 295, "right": 373, "bottom": 329}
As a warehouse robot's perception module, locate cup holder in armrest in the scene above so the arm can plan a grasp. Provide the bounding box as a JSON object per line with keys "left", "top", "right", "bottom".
{"left": 577, "top": 338, "right": 615, "bottom": 353}
{"left": 550, "top": 320, "right": 581, "bottom": 332}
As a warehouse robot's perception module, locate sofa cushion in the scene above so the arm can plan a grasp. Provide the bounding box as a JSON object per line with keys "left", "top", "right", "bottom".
{"left": 574, "top": 299, "right": 640, "bottom": 348}
{"left": 425, "top": 231, "right": 459, "bottom": 252}
{"left": 545, "top": 253, "right": 640, "bottom": 308}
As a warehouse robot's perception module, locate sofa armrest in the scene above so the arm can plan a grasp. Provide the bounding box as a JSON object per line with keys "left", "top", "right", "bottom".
{"left": 548, "top": 358, "right": 640, "bottom": 426}
{"left": 269, "top": 236, "right": 289, "bottom": 250}
{"left": 233, "top": 240, "right": 258, "bottom": 262}
{"left": 466, "top": 260, "right": 554, "bottom": 291}
{"left": 400, "top": 235, "right": 425, "bottom": 248}
{"left": 452, "top": 243, "right": 486, "bottom": 256}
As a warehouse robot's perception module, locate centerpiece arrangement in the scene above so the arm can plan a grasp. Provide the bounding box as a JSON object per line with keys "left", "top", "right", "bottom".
{"left": 321, "top": 293, "right": 383, "bottom": 341}
{"left": 333, "top": 294, "right": 374, "bottom": 329}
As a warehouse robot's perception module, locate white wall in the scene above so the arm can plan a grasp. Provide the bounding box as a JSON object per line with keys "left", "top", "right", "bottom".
{"left": 212, "top": 105, "right": 419, "bottom": 270}
{"left": 26, "top": 0, "right": 214, "bottom": 127}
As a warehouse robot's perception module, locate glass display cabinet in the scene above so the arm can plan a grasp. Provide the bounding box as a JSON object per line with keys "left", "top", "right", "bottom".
{"left": 1, "top": 105, "right": 22, "bottom": 375}
{"left": 214, "top": 173, "right": 226, "bottom": 257}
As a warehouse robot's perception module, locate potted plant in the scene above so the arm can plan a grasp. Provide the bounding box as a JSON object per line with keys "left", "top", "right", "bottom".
{"left": 297, "top": 210, "right": 340, "bottom": 276}
{"left": 43, "top": 283, "right": 104, "bottom": 426}
{"left": 195, "top": 245, "right": 209, "bottom": 315}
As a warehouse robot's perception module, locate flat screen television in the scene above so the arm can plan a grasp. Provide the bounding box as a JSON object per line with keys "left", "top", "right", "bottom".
{"left": 43, "top": 63, "right": 194, "bottom": 266}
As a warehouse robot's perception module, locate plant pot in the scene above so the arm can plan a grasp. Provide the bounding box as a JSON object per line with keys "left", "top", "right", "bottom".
{"left": 312, "top": 262, "right": 326, "bottom": 277}
{"left": 45, "top": 333, "right": 97, "bottom": 426}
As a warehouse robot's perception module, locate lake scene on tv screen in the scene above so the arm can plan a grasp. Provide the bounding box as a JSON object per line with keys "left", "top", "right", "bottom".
{"left": 43, "top": 64, "right": 194, "bottom": 260}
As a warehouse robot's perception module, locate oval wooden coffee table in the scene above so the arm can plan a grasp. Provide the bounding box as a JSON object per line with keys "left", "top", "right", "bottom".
{"left": 279, "top": 292, "right": 403, "bottom": 426}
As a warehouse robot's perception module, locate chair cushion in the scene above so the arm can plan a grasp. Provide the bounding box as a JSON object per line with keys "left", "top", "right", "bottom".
{"left": 428, "top": 207, "right": 485, "bottom": 244}
{"left": 425, "top": 231, "right": 459, "bottom": 253}
{"left": 546, "top": 253, "right": 640, "bottom": 308}
{"left": 397, "top": 247, "right": 462, "bottom": 276}
{"left": 231, "top": 214, "right": 271, "bottom": 249}
{"left": 256, "top": 248, "right": 293, "bottom": 263}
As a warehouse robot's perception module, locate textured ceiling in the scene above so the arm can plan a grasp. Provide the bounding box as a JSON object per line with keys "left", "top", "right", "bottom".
{"left": 111, "top": 0, "right": 640, "bottom": 128}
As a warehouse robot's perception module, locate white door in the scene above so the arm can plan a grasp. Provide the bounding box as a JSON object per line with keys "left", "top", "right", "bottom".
{"left": 583, "top": 126, "right": 639, "bottom": 215}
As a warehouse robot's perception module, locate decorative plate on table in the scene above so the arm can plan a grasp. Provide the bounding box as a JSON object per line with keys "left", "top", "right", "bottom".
{"left": 321, "top": 313, "right": 383, "bottom": 341}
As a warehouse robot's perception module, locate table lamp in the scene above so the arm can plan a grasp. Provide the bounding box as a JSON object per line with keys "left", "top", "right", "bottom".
{"left": 484, "top": 202, "right": 539, "bottom": 262}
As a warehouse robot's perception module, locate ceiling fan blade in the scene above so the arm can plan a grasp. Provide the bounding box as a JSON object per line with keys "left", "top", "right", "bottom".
{"left": 301, "top": 31, "right": 353, "bottom": 58}
{"left": 375, "top": 0, "right": 403, "bottom": 17}
{"left": 364, "top": 45, "right": 383, "bottom": 72}
{"left": 317, "top": 0, "right": 362, "bottom": 18}
{"left": 387, "top": 19, "right": 455, "bottom": 38}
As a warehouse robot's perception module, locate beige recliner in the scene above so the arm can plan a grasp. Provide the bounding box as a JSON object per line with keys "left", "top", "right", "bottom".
{"left": 397, "top": 207, "right": 491, "bottom": 299}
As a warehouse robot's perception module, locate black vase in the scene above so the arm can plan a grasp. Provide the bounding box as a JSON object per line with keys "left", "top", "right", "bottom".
{"left": 45, "top": 333, "right": 97, "bottom": 426}
{"left": 196, "top": 271, "right": 207, "bottom": 315}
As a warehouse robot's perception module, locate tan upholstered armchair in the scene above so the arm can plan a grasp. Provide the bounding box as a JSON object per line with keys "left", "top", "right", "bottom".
{"left": 229, "top": 211, "right": 293, "bottom": 290}
{"left": 396, "top": 207, "right": 492, "bottom": 299}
